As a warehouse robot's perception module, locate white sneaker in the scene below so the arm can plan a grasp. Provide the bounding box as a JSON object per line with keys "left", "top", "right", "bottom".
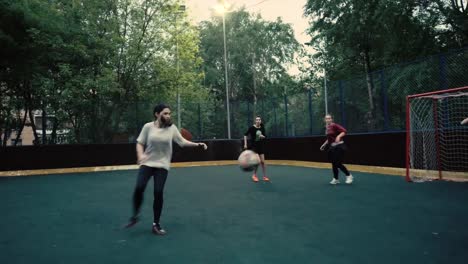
{"left": 330, "top": 178, "right": 340, "bottom": 185}
{"left": 346, "top": 175, "right": 354, "bottom": 184}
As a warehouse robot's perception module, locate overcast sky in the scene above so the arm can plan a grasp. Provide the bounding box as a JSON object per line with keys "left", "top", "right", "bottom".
{"left": 185, "top": 0, "right": 312, "bottom": 75}
{"left": 185, "top": 0, "right": 310, "bottom": 45}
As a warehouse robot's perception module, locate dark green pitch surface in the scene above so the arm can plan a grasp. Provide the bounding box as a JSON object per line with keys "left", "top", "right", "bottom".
{"left": 1, "top": 165, "right": 468, "bottom": 264}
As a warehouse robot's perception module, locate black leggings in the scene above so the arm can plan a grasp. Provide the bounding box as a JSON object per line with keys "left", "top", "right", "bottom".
{"left": 132, "top": 165, "right": 168, "bottom": 224}
{"left": 327, "top": 144, "right": 350, "bottom": 179}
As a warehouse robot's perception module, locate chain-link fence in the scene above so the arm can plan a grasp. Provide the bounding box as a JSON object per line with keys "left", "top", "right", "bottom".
{"left": 3, "top": 48, "right": 468, "bottom": 145}
{"left": 175, "top": 47, "right": 468, "bottom": 140}
{"left": 325, "top": 48, "right": 468, "bottom": 133}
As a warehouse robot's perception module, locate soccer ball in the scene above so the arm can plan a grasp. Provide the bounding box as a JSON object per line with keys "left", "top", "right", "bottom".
{"left": 238, "top": 150, "right": 260, "bottom": 171}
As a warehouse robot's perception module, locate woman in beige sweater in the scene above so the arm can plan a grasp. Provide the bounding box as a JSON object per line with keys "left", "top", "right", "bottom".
{"left": 125, "top": 104, "right": 207, "bottom": 235}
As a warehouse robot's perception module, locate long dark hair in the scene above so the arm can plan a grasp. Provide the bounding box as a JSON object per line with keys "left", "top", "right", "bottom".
{"left": 153, "top": 103, "right": 170, "bottom": 119}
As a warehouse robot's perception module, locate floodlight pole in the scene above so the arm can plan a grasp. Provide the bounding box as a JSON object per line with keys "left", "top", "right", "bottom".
{"left": 222, "top": 12, "right": 231, "bottom": 139}
{"left": 176, "top": 5, "right": 185, "bottom": 128}
{"left": 324, "top": 69, "right": 328, "bottom": 115}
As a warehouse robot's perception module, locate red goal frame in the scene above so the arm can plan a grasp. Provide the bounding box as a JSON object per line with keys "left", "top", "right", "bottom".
{"left": 406, "top": 86, "right": 468, "bottom": 182}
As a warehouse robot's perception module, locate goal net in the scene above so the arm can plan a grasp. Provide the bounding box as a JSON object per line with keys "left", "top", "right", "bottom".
{"left": 406, "top": 87, "right": 468, "bottom": 182}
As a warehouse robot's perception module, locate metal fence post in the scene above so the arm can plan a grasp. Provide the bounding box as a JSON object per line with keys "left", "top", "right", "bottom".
{"left": 324, "top": 70, "right": 328, "bottom": 115}
{"left": 261, "top": 99, "right": 265, "bottom": 119}
{"left": 439, "top": 54, "right": 448, "bottom": 90}
{"left": 135, "top": 101, "right": 139, "bottom": 138}
{"left": 284, "top": 94, "right": 289, "bottom": 136}
{"left": 198, "top": 103, "right": 202, "bottom": 139}
{"left": 339, "top": 80, "right": 346, "bottom": 126}
{"left": 380, "top": 70, "right": 389, "bottom": 130}
{"left": 308, "top": 88, "right": 313, "bottom": 135}
{"left": 247, "top": 101, "right": 252, "bottom": 127}
{"left": 273, "top": 100, "right": 278, "bottom": 137}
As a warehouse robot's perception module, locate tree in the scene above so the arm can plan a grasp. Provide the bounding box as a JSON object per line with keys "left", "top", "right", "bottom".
{"left": 434, "top": 0, "right": 468, "bottom": 47}
{"left": 0, "top": 0, "right": 205, "bottom": 145}
{"left": 199, "top": 9, "right": 302, "bottom": 117}
{"left": 0, "top": 0, "right": 61, "bottom": 145}
{"left": 304, "top": 0, "right": 448, "bottom": 128}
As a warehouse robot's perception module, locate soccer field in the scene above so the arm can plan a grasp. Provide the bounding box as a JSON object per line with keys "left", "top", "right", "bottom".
{"left": 1, "top": 165, "right": 468, "bottom": 264}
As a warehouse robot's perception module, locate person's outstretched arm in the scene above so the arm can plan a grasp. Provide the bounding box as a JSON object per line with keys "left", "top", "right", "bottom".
{"left": 173, "top": 127, "right": 207, "bottom": 150}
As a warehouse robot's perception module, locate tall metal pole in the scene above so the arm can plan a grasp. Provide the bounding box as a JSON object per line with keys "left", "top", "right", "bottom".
{"left": 324, "top": 69, "right": 328, "bottom": 115}
{"left": 175, "top": 5, "right": 185, "bottom": 129}
{"left": 176, "top": 28, "right": 181, "bottom": 128}
{"left": 222, "top": 13, "right": 231, "bottom": 139}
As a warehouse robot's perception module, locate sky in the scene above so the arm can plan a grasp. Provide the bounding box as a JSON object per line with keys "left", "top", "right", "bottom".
{"left": 185, "top": 0, "right": 310, "bottom": 44}
{"left": 184, "top": 0, "right": 312, "bottom": 75}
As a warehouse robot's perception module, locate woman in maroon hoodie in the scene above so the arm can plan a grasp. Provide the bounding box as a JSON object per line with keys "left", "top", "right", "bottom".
{"left": 320, "top": 114, "right": 354, "bottom": 185}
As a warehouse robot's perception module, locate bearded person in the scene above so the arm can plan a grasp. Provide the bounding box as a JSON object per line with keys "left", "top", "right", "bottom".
{"left": 125, "top": 103, "right": 207, "bottom": 235}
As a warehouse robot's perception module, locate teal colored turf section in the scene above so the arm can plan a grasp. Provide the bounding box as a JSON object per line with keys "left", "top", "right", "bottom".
{"left": 1, "top": 165, "right": 468, "bottom": 264}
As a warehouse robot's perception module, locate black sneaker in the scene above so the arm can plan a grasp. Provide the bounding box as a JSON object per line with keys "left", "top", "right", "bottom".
{"left": 124, "top": 216, "right": 139, "bottom": 228}
{"left": 152, "top": 223, "right": 167, "bottom": 235}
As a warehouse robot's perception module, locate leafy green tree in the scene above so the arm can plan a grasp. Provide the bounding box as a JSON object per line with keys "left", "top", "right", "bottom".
{"left": 1, "top": 0, "right": 205, "bottom": 145}
{"left": 304, "top": 0, "right": 452, "bottom": 128}
{"left": 434, "top": 0, "right": 468, "bottom": 47}
{"left": 199, "top": 8, "right": 302, "bottom": 119}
